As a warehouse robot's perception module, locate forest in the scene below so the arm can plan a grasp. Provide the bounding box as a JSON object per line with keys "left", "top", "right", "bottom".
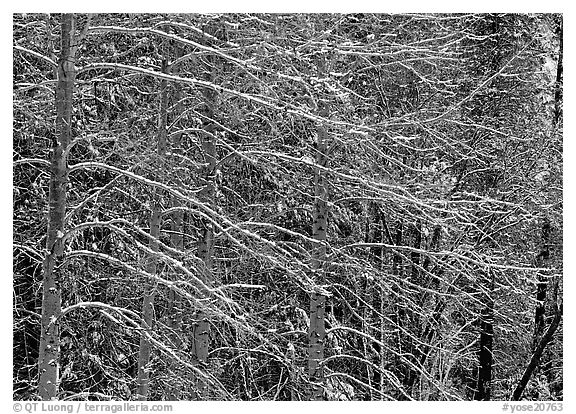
{"left": 13, "top": 13, "right": 563, "bottom": 401}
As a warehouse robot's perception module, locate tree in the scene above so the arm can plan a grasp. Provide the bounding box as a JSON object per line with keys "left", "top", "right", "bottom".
{"left": 37, "top": 13, "right": 77, "bottom": 400}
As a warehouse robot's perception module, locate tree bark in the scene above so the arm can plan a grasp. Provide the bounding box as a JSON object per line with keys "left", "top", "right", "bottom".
{"left": 38, "top": 13, "right": 76, "bottom": 400}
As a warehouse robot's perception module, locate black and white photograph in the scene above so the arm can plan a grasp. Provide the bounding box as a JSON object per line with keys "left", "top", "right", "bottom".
{"left": 12, "top": 10, "right": 564, "bottom": 405}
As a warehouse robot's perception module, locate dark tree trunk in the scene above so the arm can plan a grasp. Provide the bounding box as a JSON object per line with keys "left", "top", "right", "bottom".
{"left": 405, "top": 219, "right": 422, "bottom": 391}
{"left": 410, "top": 219, "right": 421, "bottom": 282}
{"left": 392, "top": 220, "right": 403, "bottom": 278}
{"left": 552, "top": 21, "right": 563, "bottom": 128}
{"left": 474, "top": 271, "right": 495, "bottom": 401}
{"left": 533, "top": 218, "right": 551, "bottom": 350}
{"left": 512, "top": 304, "right": 562, "bottom": 401}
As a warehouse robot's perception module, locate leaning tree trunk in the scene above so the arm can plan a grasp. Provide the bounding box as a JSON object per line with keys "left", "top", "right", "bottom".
{"left": 135, "top": 58, "right": 169, "bottom": 401}
{"left": 512, "top": 303, "right": 562, "bottom": 401}
{"left": 38, "top": 13, "right": 76, "bottom": 400}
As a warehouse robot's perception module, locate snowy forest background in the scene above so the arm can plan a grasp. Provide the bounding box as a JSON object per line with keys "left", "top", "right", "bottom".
{"left": 13, "top": 13, "right": 563, "bottom": 401}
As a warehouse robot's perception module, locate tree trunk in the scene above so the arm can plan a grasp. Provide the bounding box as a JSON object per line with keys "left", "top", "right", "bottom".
{"left": 307, "top": 113, "right": 329, "bottom": 401}
{"left": 422, "top": 225, "right": 441, "bottom": 275}
{"left": 531, "top": 16, "right": 561, "bottom": 350}
{"left": 533, "top": 218, "right": 551, "bottom": 350}
{"left": 38, "top": 13, "right": 76, "bottom": 400}
{"left": 525, "top": 18, "right": 562, "bottom": 387}
{"left": 367, "top": 204, "right": 387, "bottom": 399}
{"left": 410, "top": 219, "right": 421, "bottom": 282}
{"left": 165, "top": 209, "right": 184, "bottom": 401}
{"left": 135, "top": 209, "right": 160, "bottom": 400}
{"left": 191, "top": 54, "right": 218, "bottom": 400}
{"left": 472, "top": 15, "right": 503, "bottom": 402}
{"left": 391, "top": 219, "right": 412, "bottom": 391}
{"left": 512, "top": 303, "right": 562, "bottom": 400}
{"left": 165, "top": 50, "right": 186, "bottom": 402}
{"left": 392, "top": 220, "right": 403, "bottom": 278}
{"left": 406, "top": 219, "right": 422, "bottom": 390}
{"left": 474, "top": 271, "right": 495, "bottom": 401}
{"left": 552, "top": 21, "right": 563, "bottom": 129}
{"left": 136, "top": 59, "right": 169, "bottom": 401}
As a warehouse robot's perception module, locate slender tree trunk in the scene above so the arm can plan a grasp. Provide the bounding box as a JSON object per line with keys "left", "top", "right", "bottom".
{"left": 391, "top": 219, "right": 413, "bottom": 392}
{"left": 38, "top": 13, "right": 76, "bottom": 400}
{"left": 191, "top": 54, "right": 218, "bottom": 400}
{"left": 165, "top": 51, "right": 185, "bottom": 402}
{"left": 406, "top": 219, "right": 422, "bottom": 391}
{"left": 410, "top": 219, "right": 421, "bottom": 282}
{"left": 165, "top": 209, "right": 184, "bottom": 378}
{"left": 165, "top": 208, "right": 184, "bottom": 401}
{"left": 422, "top": 225, "right": 441, "bottom": 275}
{"left": 531, "top": 18, "right": 561, "bottom": 350}
{"left": 392, "top": 220, "right": 403, "bottom": 278}
{"left": 533, "top": 218, "right": 551, "bottom": 350}
{"left": 367, "top": 205, "right": 387, "bottom": 399}
{"left": 552, "top": 21, "right": 563, "bottom": 129}
{"left": 525, "top": 18, "right": 562, "bottom": 387}
{"left": 512, "top": 304, "right": 562, "bottom": 400}
{"left": 472, "top": 15, "right": 504, "bottom": 402}
{"left": 307, "top": 114, "right": 329, "bottom": 401}
{"left": 474, "top": 270, "right": 495, "bottom": 401}
{"left": 136, "top": 209, "right": 160, "bottom": 400}
{"left": 136, "top": 59, "right": 169, "bottom": 401}
{"left": 192, "top": 186, "right": 213, "bottom": 400}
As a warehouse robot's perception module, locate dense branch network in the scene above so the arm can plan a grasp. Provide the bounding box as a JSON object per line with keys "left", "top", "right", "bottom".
{"left": 13, "top": 13, "right": 562, "bottom": 401}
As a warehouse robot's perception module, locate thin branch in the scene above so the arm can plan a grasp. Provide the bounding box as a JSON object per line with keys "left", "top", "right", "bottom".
{"left": 14, "top": 45, "right": 57, "bottom": 68}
